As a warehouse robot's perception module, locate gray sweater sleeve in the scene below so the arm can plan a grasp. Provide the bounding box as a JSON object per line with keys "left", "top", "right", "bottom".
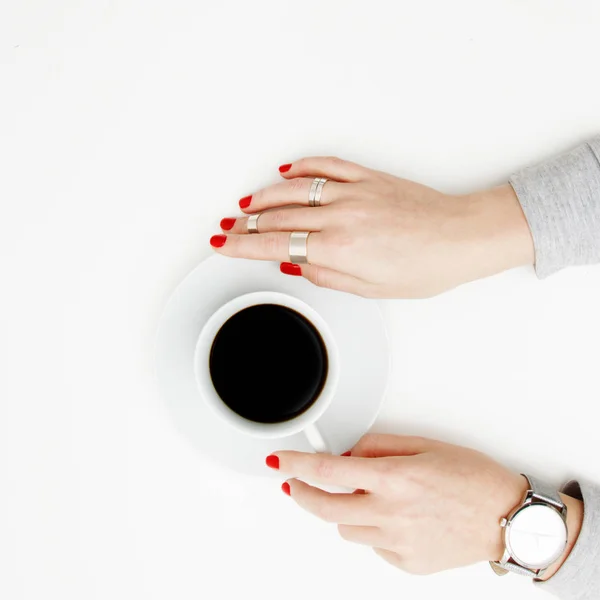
{"left": 509, "top": 136, "right": 600, "bottom": 278}
{"left": 509, "top": 139, "right": 600, "bottom": 598}
{"left": 536, "top": 481, "right": 600, "bottom": 599}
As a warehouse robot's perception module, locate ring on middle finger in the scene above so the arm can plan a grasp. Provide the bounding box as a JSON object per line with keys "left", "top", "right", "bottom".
{"left": 247, "top": 213, "right": 260, "bottom": 234}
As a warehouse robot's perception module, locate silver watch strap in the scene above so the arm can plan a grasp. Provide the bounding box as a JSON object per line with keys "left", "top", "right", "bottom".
{"left": 524, "top": 475, "right": 563, "bottom": 508}
{"left": 497, "top": 560, "right": 538, "bottom": 577}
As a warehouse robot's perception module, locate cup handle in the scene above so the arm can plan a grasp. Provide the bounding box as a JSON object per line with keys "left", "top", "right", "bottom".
{"left": 303, "top": 422, "right": 330, "bottom": 454}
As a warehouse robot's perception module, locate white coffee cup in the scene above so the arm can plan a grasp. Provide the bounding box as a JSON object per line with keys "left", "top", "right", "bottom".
{"left": 193, "top": 291, "right": 339, "bottom": 453}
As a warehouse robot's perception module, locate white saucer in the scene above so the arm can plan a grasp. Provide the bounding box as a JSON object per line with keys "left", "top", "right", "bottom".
{"left": 155, "top": 255, "right": 391, "bottom": 476}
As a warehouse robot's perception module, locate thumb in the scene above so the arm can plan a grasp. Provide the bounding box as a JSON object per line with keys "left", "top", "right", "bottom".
{"left": 300, "top": 264, "right": 373, "bottom": 297}
{"left": 349, "top": 434, "right": 437, "bottom": 458}
{"left": 280, "top": 263, "right": 375, "bottom": 297}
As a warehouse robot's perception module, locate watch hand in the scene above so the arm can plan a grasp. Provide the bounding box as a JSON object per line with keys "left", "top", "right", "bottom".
{"left": 511, "top": 529, "right": 561, "bottom": 539}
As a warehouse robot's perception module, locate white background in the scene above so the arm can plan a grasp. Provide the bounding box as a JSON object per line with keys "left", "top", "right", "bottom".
{"left": 1, "top": 1, "right": 600, "bottom": 599}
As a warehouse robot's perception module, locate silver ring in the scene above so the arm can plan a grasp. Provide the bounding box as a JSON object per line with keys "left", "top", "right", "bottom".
{"left": 289, "top": 231, "right": 310, "bottom": 264}
{"left": 247, "top": 213, "right": 260, "bottom": 234}
{"left": 314, "top": 178, "right": 328, "bottom": 207}
{"left": 308, "top": 177, "right": 327, "bottom": 207}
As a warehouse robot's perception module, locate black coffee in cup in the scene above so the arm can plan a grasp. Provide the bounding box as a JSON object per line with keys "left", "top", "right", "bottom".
{"left": 209, "top": 304, "right": 328, "bottom": 424}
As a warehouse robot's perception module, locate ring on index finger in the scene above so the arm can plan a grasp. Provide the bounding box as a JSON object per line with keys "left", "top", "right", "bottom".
{"left": 289, "top": 231, "right": 310, "bottom": 264}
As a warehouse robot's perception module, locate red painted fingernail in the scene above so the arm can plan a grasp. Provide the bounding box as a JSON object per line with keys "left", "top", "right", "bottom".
{"left": 239, "top": 195, "right": 252, "bottom": 209}
{"left": 341, "top": 451, "right": 352, "bottom": 457}
{"left": 278, "top": 163, "right": 292, "bottom": 173}
{"left": 210, "top": 234, "right": 227, "bottom": 248}
{"left": 266, "top": 455, "right": 280, "bottom": 470}
{"left": 281, "top": 482, "right": 291, "bottom": 496}
{"left": 220, "top": 218, "right": 236, "bottom": 231}
{"left": 280, "top": 262, "right": 302, "bottom": 276}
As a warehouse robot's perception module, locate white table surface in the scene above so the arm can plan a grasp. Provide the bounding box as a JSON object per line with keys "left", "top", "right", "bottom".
{"left": 1, "top": 2, "right": 600, "bottom": 599}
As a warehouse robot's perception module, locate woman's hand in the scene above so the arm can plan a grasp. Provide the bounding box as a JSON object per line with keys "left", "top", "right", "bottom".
{"left": 266, "top": 435, "right": 581, "bottom": 576}
{"left": 212, "top": 158, "right": 534, "bottom": 298}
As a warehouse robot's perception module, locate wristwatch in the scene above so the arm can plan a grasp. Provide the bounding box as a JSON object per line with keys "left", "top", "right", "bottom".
{"left": 490, "top": 475, "right": 568, "bottom": 578}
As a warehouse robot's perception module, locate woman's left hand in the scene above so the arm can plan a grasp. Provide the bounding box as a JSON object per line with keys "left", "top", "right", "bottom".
{"left": 211, "top": 157, "right": 533, "bottom": 298}
{"left": 268, "top": 434, "right": 528, "bottom": 574}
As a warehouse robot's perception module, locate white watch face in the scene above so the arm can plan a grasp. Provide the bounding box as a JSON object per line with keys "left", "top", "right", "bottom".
{"left": 506, "top": 504, "right": 567, "bottom": 569}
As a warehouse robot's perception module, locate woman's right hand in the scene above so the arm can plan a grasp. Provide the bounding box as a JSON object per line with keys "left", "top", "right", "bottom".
{"left": 212, "top": 157, "right": 535, "bottom": 298}
{"left": 268, "top": 434, "right": 583, "bottom": 578}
